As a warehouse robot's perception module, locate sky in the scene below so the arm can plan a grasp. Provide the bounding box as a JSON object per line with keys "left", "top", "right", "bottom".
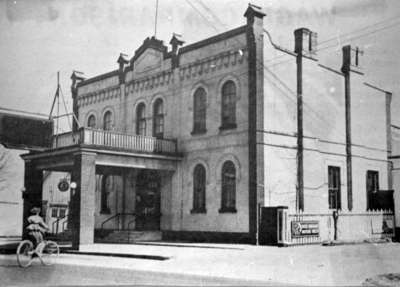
{"left": 0, "top": 0, "right": 399, "bottom": 130}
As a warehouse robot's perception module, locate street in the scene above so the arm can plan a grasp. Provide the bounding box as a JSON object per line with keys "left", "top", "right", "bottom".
{"left": 1, "top": 242, "right": 400, "bottom": 286}
{"left": 0, "top": 255, "right": 275, "bottom": 286}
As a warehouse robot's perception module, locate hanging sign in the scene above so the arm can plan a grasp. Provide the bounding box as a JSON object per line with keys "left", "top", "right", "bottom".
{"left": 58, "top": 179, "right": 70, "bottom": 192}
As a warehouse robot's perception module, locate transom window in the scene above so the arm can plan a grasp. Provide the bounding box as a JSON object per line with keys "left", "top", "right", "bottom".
{"left": 221, "top": 80, "right": 237, "bottom": 129}
{"left": 87, "top": 115, "right": 96, "bottom": 128}
{"left": 136, "top": 103, "right": 146, "bottom": 136}
{"left": 328, "top": 166, "right": 341, "bottom": 210}
{"left": 192, "top": 164, "right": 206, "bottom": 213}
{"left": 192, "top": 87, "right": 207, "bottom": 134}
{"left": 220, "top": 161, "right": 237, "bottom": 213}
{"left": 103, "top": 111, "right": 113, "bottom": 131}
{"left": 153, "top": 99, "right": 164, "bottom": 138}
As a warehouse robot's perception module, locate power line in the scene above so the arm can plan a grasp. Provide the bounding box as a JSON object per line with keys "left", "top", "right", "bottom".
{"left": 266, "top": 19, "right": 400, "bottom": 67}
{"left": 185, "top": 0, "right": 350, "bottom": 139}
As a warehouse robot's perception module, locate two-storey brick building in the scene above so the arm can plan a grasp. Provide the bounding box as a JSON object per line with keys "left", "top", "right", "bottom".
{"left": 21, "top": 4, "right": 395, "bottom": 248}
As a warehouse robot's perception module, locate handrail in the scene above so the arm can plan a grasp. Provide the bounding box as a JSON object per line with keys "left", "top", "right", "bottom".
{"left": 51, "top": 127, "right": 178, "bottom": 154}
{"left": 127, "top": 216, "right": 137, "bottom": 230}
{"left": 62, "top": 220, "right": 68, "bottom": 232}
{"left": 100, "top": 212, "right": 136, "bottom": 230}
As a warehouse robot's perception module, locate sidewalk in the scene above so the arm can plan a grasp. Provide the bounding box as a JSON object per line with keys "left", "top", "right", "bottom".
{"left": 0, "top": 237, "right": 20, "bottom": 254}
{"left": 59, "top": 242, "right": 400, "bottom": 286}
{"left": 2, "top": 239, "right": 400, "bottom": 285}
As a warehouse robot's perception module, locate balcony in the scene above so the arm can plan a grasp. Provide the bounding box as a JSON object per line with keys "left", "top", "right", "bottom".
{"left": 52, "top": 128, "right": 178, "bottom": 155}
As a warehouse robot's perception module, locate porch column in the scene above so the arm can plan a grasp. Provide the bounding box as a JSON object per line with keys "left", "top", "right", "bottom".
{"left": 70, "top": 151, "right": 96, "bottom": 249}
{"left": 22, "top": 160, "right": 43, "bottom": 238}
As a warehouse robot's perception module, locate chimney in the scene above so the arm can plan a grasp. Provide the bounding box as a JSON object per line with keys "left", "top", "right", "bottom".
{"left": 70, "top": 71, "right": 85, "bottom": 132}
{"left": 169, "top": 33, "right": 184, "bottom": 68}
{"left": 70, "top": 71, "right": 85, "bottom": 93}
{"left": 244, "top": 3, "right": 266, "bottom": 25}
{"left": 294, "top": 28, "right": 318, "bottom": 57}
{"left": 341, "top": 45, "right": 363, "bottom": 74}
{"left": 117, "top": 53, "right": 129, "bottom": 84}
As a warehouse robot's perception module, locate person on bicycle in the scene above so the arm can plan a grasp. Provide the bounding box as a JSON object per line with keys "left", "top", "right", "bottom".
{"left": 26, "top": 207, "right": 48, "bottom": 247}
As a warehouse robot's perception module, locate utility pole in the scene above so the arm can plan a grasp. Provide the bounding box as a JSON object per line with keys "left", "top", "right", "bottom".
{"left": 341, "top": 45, "right": 362, "bottom": 211}
{"left": 154, "top": 0, "right": 159, "bottom": 37}
{"left": 294, "top": 29, "right": 305, "bottom": 212}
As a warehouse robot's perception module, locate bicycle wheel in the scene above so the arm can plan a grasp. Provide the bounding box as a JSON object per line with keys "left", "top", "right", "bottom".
{"left": 16, "top": 240, "right": 34, "bottom": 268}
{"left": 40, "top": 241, "right": 59, "bottom": 265}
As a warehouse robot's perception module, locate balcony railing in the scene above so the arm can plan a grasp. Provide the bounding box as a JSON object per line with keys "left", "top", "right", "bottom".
{"left": 52, "top": 128, "right": 178, "bottom": 154}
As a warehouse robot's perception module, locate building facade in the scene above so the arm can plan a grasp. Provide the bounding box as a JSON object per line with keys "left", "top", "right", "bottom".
{"left": 0, "top": 107, "right": 52, "bottom": 237}
{"left": 21, "top": 4, "right": 395, "bottom": 248}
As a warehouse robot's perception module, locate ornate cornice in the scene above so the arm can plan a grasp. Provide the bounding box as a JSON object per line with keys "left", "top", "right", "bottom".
{"left": 178, "top": 48, "right": 247, "bottom": 82}
{"left": 77, "top": 85, "right": 121, "bottom": 108}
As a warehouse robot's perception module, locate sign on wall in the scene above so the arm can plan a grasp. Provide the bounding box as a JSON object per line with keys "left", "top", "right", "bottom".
{"left": 291, "top": 220, "right": 319, "bottom": 237}
{"left": 58, "top": 179, "right": 70, "bottom": 192}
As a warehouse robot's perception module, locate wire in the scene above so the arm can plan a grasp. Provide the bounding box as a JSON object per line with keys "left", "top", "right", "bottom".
{"left": 266, "top": 19, "right": 400, "bottom": 68}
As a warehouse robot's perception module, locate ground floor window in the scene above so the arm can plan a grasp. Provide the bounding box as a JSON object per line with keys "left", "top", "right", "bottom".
{"left": 192, "top": 164, "right": 206, "bottom": 213}
{"left": 220, "top": 161, "right": 236, "bottom": 213}
{"left": 328, "top": 166, "right": 341, "bottom": 210}
{"left": 366, "top": 170, "right": 379, "bottom": 210}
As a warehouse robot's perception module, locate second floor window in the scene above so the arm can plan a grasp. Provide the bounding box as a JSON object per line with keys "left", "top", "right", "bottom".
{"left": 328, "top": 166, "right": 341, "bottom": 210}
{"left": 221, "top": 80, "right": 237, "bottom": 129}
{"left": 103, "top": 111, "right": 113, "bottom": 131}
{"left": 87, "top": 115, "right": 96, "bottom": 128}
{"left": 153, "top": 99, "right": 164, "bottom": 138}
{"left": 136, "top": 103, "right": 146, "bottom": 136}
{"left": 192, "top": 88, "right": 207, "bottom": 134}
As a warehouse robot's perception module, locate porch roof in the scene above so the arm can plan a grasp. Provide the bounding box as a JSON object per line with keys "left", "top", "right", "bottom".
{"left": 21, "top": 145, "right": 182, "bottom": 172}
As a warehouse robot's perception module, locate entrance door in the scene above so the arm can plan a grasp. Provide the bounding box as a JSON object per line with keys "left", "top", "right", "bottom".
{"left": 135, "top": 170, "right": 161, "bottom": 230}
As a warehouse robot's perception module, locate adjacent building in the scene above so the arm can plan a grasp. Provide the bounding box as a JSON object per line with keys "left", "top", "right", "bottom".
{"left": 0, "top": 107, "right": 52, "bottom": 237}
{"left": 20, "top": 4, "right": 396, "bottom": 248}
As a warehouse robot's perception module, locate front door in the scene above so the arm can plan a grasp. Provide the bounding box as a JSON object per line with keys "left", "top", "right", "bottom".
{"left": 135, "top": 170, "right": 161, "bottom": 230}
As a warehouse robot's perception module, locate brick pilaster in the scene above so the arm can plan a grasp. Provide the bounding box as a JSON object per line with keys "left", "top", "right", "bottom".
{"left": 70, "top": 151, "right": 96, "bottom": 249}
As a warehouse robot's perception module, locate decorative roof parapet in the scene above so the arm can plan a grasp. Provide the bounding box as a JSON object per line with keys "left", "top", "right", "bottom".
{"left": 125, "top": 70, "right": 173, "bottom": 95}
{"left": 131, "top": 36, "right": 168, "bottom": 65}
{"left": 77, "top": 85, "right": 121, "bottom": 108}
{"left": 178, "top": 48, "right": 247, "bottom": 82}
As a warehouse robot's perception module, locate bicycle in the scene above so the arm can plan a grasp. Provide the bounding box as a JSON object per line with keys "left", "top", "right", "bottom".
{"left": 16, "top": 238, "right": 59, "bottom": 268}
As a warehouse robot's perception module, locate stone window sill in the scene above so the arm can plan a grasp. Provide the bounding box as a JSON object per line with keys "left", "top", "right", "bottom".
{"left": 191, "top": 208, "right": 207, "bottom": 214}
{"left": 219, "top": 207, "right": 237, "bottom": 213}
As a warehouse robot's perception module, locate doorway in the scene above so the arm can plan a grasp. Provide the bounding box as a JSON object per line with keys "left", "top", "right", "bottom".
{"left": 135, "top": 170, "right": 161, "bottom": 230}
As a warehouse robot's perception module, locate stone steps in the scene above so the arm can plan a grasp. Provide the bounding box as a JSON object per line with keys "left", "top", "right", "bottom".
{"left": 96, "top": 230, "right": 162, "bottom": 243}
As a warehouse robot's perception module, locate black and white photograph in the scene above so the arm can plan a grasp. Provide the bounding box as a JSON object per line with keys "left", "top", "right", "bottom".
{"left": 0, "top": 0, "right": 399, "bottom": 286}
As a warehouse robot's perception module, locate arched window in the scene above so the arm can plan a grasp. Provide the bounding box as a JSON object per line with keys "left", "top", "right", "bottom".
{"left": 87, "top": 115, "right": 96, "bottom": 129}
{"left": 192, "top": 164, "right": 206, "bottom": 213}
{"left": 220, "top": 161, "right": 236, "bottom": 212}
{"left": 192, "top": 88, "right": 207, "bottom": 134}
{"left": 153, "top": 99, "right": 164, "bottom": 138}
{"left": 136, "top": 103, "right": 146, "bottom": 136}
{"left": 100, "top": 175, "right": 112, "bottom": 214}
{"left": 221, "top": 80, "right": 237, "bottom": 129}
{"left": 103, "top": 111, "right": 113, "bottom": 131}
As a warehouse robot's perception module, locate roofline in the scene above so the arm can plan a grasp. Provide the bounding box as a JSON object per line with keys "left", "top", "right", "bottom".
{"left": 76, "top": 25, "right": 248, "bottom": 89}
{"left": 0, "top": 106, "right": 49, "bottom": 120}
{"left": 77, "top": 70, "right": 119, "bottom": 88}
{"left": 364, "top": 82, "right": 392, "bottom": 94}
{"left": 179, "top": 25, "right": 247, "bottom": 55}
